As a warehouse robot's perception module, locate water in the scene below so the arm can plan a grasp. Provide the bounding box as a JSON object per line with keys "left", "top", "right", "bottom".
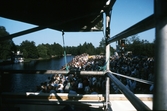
{"left": 1, "top": 56, "right": 74, "bottom": 92}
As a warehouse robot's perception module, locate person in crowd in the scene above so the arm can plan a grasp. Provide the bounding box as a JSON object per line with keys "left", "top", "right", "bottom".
{"left": 57, "top": 80, "right": 64, "bottom": 93}
{"left": 90, "top": 87, "right": 98, "bottom": 94}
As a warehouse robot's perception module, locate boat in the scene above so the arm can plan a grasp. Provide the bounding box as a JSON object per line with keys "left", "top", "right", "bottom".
{"left": 12, "top": 51, "right": 24, "bottom": 63}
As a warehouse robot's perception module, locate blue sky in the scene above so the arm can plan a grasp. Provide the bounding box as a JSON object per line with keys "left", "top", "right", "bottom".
{"left": 0, "top": 0, "right": 154, "bottom": 49}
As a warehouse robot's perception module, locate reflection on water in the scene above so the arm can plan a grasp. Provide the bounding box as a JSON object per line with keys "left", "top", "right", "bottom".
{"left": 2, "top": 74, "right": 52, "bottom": 92}
{"left": 1, "top": 56, "right": 74, "bottom": 92}
{"left": 0, "top": 56, "right": 74, "bottom": 70}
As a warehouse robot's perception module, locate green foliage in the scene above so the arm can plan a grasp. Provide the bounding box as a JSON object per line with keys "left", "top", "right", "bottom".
{"left": 0, "top": 26, "right": 9, "bottom": 37}
{"left": 125, "top": 35, "right": 154, "bottom": 57}
{"left": 20, "top": 40, "right": 38, "bottom": 58}
{"left": 37, "top": 44, "right": 47, "bottom": 58}
{"left": 98, "top": 37, "right": 115, "bottom": 55}
{"left": 52, "top": 42, "right": 63, "bottom": 56}
{"left": 0, "top": 26, "right": 155, "bottom": 60}
{"left": 44, "top": 43, "right": 52, "bottom": 57}
{"left": 83, "top": 42, "right": 96, "bottom": 55}
{"left": 22, "top": 49, "right": 28, "bottom": 58}
{"left": 99, "top": 37, "right": 106, "bottom": 48}
{"left": 0, "top": 26, "right": 16, "bottom": 60}
{"left": 66, "top": 46, "right": 77, "bottom": 55}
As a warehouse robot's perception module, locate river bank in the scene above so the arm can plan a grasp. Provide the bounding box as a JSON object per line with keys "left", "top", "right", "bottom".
{"left": 0, "top": 55, "right": 65, "bottom": 65}
{"left": 24, "top": 55, "right": 62, "bottom": 62}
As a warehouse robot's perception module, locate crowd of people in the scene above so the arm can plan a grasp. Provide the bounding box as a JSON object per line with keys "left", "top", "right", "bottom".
{"left": 110, "top": 54, "right": 154, "bottom": 94}
{"left": 36, "top": 53, "right": 154, "bottom": 94}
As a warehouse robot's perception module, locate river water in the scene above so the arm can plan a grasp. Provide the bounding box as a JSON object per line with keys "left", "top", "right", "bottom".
{"left": 1, "top": 56, "right": 74, "bottom": 92}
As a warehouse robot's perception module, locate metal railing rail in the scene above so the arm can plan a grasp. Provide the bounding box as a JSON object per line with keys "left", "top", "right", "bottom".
{"left": 0, "top": 70, "right": 153, "bottom": 85}
{"left": 0, "top": 70, "right": 105, "bottom": 75}
{"left": 106, "top": 71, "right": 151, "bottom": 111}
{"left": 112, "top": 72, "right": 153, "bottom": 85}
{"left": 108, "top": 14, "right": 155, "bottom": 43}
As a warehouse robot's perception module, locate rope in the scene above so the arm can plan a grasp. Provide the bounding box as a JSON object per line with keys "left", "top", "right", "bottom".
{"left": 98, "top": 52, "right": 110, "bottom": 72}
{"left": 62, "top": 30, "right": 69, "bottom": 72}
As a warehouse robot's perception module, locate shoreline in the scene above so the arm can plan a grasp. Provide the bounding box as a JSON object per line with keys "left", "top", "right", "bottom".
{"left": 0, "top": 55, "right": 68, "bottom": 65}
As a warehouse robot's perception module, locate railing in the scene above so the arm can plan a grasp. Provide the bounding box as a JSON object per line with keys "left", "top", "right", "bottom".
{"left": 1, "top": 0, "right": 167, "bottom": 111}
{"left": 104, "top": 0, "right": 167, "bottom": 110}
{"left": 0, "top": 70, "right": 104, "bottom": 75}
{"left": 106, "top": 71, "right": 151, "bottom": 111}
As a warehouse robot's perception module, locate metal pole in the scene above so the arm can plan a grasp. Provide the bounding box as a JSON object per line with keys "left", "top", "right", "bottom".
{"left": 105, "top": 76, "right": 110, "bottom": 110}
{"left": 107, "top": 72, "right": 151, "bottom": 111}
{"left": 108, "top": 14, "right": 155, "bottom": 43}
{"left": 104, "top": 4, "right": 111, "bottom": 110}
{"left": 153, "top": 0, "right": 167, "bottom": 110}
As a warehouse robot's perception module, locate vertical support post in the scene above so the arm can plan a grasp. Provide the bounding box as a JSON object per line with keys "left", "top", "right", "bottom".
{"left": 153, "top": 0, "right": 167, "bottom": 110}
{"left": 104, "top": 4, "right": 111, "bottom": 110}
{"left": 105, "top": 76, "right": 110, "bottom": 110}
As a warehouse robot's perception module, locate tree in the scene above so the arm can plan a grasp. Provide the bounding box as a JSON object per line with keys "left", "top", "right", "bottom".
{"left": 44, "top": 43, "right": 52, "bottom": 57}
{"left": 66, "top": 46, "right": 77, "bottom": 55}
{"left": 97, "top": 37, "right": 106, "bottom": 55}
{"left": 97, "top": 37, "right": 115, "bottom": 55}
{"left": 22, "top": 49, "right": 28, "bottom": 58}
{"left": 0, "top": 26, "right": 16, "bottom": 60}
{"left": 99, "top": 37, "right": 106, "bottom": 48}
{"left": 125, "top": 35, "right": 154, "bottom": 57}
{"left": 52, "top": 42, "right": 63, "bottom": 56}
{"left": 20, "top": 40, "right": 38, "bottom": 58}
{"left": 37, "top": 44, "right": 47, "bottom": 58}
{"left": 84, "top": 42, "right": 95, "bottom": 55}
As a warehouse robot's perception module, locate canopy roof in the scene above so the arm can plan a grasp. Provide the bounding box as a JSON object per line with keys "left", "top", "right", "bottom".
{"left": 0, "top": 0, "right": 114, "bottom": 32}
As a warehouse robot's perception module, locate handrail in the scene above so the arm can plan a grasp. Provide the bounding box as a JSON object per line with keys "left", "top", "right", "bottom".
{"left": 0, "top": 70, "right": 105, "bottom": 75}
{"left": 0, "top": 70, "right": 153, "bottom": 84}
{"left": 106, "top": 71, "right": 151, "bottom": 111}
{"left": 108, "top": 14, "right": 155, "bottom": 43}
{"left": 112, "top": 72, "right": 153, "bottom": 85}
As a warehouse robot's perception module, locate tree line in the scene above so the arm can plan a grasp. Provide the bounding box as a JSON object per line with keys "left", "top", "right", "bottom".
{"left": 124, "top": 35, "right": 155, "bottom": 57}
{"left": 0, "top": 26, "right": 111, "bottom": 60}
{"left": 16, "top": 40, "right": 109, "bottom": 59}
{"left": 0, "top": 26, "right": 155, "bottom": 60}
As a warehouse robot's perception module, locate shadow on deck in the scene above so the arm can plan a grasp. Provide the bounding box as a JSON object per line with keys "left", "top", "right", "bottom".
{"left": 1, "top": 92, "right": 152, "bottom": 111}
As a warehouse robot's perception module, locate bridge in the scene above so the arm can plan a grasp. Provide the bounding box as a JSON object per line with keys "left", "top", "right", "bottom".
{"left": 0, "top": 0, "right": 167, "bottom": 111}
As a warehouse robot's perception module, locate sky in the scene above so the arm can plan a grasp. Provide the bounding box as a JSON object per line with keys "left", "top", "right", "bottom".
{"left": 0, "top": 0, "right": 154, "bottom": 49}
